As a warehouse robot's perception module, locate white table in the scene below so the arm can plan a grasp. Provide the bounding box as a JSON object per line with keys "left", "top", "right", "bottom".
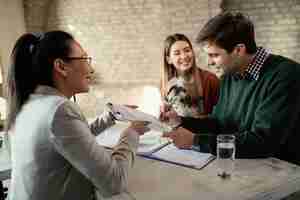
{"left": 98, "top": 123, "right": 300, "bottom": 200}
{"left": 123, "top": 156, "right": 300, "bottom": 200}
{"left": 1, "top": 129, "right": 300, "bottom": 200}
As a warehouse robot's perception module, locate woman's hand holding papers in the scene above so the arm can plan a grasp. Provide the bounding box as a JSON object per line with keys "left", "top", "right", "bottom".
{"left": 127, "top": 121, "right": 151, "bottom": 136}
{"left": 123, "top": 105, "right": 151, "bottom": 135}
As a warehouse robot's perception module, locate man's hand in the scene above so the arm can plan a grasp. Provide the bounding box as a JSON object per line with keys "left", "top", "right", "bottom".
{"left": 163, "top": 127, "right": 195, "bottom": 149}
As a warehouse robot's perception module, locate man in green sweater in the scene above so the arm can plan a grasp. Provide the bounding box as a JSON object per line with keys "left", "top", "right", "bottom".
{"left": 163, "top": 12, "right": 300, "bottom": 165}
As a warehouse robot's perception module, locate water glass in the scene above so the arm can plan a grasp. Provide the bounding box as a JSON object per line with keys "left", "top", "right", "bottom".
{"left": 217, "top": 134, "right": 235, "bottom": 178}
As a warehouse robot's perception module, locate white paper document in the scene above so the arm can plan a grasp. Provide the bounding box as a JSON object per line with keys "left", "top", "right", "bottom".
{"left": 106, "top": 103, "right": 172, "bottom": 132}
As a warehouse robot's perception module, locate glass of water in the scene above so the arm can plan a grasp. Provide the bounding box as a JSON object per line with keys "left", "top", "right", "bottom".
{"left": 217, "top": 134, "right": 235, "bottom": 178}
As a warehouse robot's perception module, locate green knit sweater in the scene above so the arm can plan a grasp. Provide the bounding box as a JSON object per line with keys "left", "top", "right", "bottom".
{"left": 182, "top": 54, "right": 300, "bottom": 165}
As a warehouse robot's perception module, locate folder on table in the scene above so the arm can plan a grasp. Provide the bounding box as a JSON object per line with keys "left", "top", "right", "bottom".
{"left": 146, "top": 143, "right": 215, "bottom": 170}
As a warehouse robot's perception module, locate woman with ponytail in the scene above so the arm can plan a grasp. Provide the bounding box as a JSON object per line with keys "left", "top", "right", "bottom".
{"left": 7, "top": 31, "right": 149, "bottom": 200}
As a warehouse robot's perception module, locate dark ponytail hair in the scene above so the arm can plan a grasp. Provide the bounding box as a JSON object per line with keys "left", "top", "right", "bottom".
{"left": 6, "top": 30, "right": 74, "bottom": 131}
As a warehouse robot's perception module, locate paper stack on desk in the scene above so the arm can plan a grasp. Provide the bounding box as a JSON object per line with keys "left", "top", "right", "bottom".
{"left": 97, "top": 123, "right": 215, "bottom": 169}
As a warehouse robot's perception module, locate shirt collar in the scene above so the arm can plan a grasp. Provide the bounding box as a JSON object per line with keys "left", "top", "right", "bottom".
{"left": 33, "top": 85, "right": 67, "bottom": 98}
{"left": 243, "top": 47, "right": 270, "bottom": 81}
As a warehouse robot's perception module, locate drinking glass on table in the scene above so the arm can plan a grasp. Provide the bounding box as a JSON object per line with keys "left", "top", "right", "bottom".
{"left": 217, "top": 134, "right": 235, "bottom": 178}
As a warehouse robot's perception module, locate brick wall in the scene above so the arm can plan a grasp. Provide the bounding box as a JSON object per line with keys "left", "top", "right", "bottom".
{"left": 24, "top": 0, "right": 300, "bottom": 118}
{"left": 222, "top": 0, "right": 300, "bottom": 62}
{"left": 0, "top": 0, "right": 26, "bottom": 82}
{"left": 24, "top": 0, "right": 50, "bottom": 32}
{"left": 0, "top": 0, "right": 26, "bottom": 118}
{"left": 24, "top": 0, "right": 222, "bottom": 117}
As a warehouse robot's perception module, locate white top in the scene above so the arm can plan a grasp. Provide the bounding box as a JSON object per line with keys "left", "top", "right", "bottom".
{"left": 9, "top": 85, "right": 139, "bottom": 200}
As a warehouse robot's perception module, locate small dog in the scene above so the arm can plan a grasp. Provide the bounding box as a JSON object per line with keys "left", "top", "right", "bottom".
{"left": 165, "top": 78, "right": 203, "bottom": 117}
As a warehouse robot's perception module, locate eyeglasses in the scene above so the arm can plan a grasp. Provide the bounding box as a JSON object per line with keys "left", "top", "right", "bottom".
{"left": 62, "top": 57, "right": 92, "bottom": 65}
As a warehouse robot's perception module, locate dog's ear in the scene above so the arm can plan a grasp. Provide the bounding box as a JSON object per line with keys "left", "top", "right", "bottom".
{"left": 167, "top": 85, "right": 177, "bottom": 97}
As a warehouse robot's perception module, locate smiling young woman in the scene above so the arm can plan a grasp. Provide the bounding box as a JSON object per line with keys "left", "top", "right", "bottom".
{"left": 160, "top": 33, "right": 220, "bottom": 119}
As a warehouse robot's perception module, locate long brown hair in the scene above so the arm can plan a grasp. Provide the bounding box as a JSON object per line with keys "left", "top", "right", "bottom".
{"left": 160, "top": 33, "right": 197, "bottom": 98}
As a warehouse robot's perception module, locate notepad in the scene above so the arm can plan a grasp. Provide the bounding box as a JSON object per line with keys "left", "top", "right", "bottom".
{"left": 97, "top": 123, "right": 215, "bottom": 169}
{"left": 148, "top": 144, "right": 215, "bottom": 170}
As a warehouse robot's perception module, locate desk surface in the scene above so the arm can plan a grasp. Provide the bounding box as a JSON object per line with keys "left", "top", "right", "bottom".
{"left": 125, "top": 156, "right": 300, "bottom": 200}
{"left": 100, "top": 124, "right": 300, "bottom": 200}
{"left": 1, "top": 132, "right": 300, "bottom": 200}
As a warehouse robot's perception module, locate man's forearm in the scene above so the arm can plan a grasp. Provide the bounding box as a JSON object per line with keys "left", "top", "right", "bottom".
{"left": 180, "top": 116, "right": 219, "bottom": 133}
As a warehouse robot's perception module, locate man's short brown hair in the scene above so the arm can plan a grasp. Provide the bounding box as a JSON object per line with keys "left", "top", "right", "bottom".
{"left": 196, "top": 12, "right": 257, "bottom": 54}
